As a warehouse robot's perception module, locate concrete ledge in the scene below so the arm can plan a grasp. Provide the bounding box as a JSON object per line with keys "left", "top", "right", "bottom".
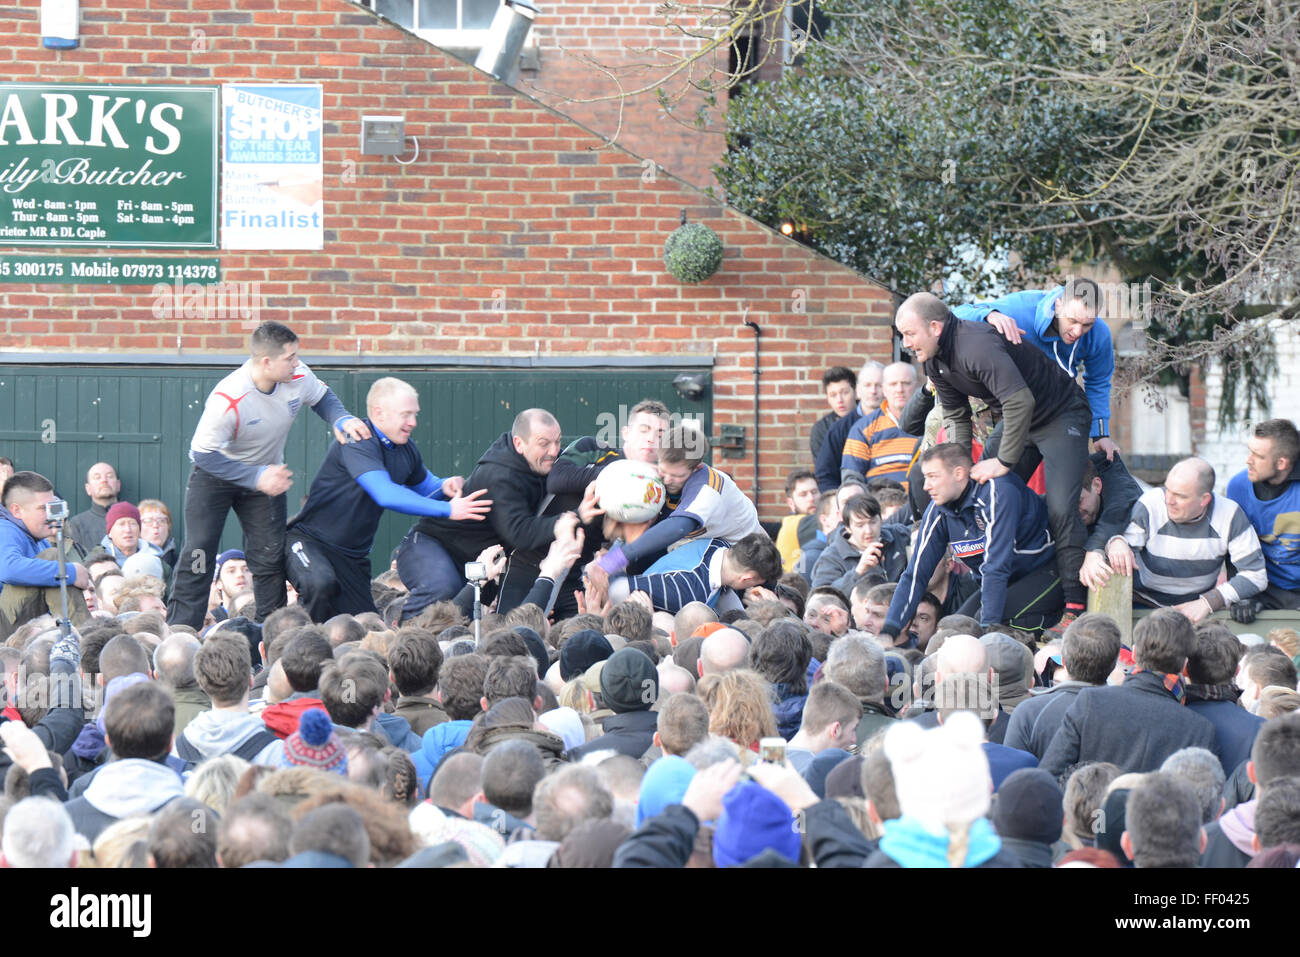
{"left": 1131, "top": 608, "right": 1300, "bottom": 637}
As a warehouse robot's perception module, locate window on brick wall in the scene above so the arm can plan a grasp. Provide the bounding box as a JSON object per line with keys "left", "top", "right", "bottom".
{"left": 783, "top": 0, "right": 830, "bottom": 66}
{"left": 362, "top": 0, "right": 500, "bottom": 45}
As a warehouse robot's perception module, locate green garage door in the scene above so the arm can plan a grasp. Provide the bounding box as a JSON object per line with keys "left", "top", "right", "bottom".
{"left": 0, "top": 364, "right": 712, "bottom": 576}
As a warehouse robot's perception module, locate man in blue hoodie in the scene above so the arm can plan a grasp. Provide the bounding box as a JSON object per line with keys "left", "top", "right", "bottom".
{"left": 952, "top": 278, "right": 1119, "bottom": 461}
{"left": 0, "top": 472, "right": 90, "bottom": 639}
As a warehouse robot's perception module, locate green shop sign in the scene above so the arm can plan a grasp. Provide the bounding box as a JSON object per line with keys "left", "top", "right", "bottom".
{"left": 0, "top": 254, "right": 220, "bottom": 285}
{"left": 0, "top": 84, "right": 218, "bottom": 248}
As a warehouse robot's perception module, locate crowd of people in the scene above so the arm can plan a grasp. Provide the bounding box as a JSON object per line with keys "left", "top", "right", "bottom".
{"left": 0, "top": 289, "right": 1298, "bottom": 870}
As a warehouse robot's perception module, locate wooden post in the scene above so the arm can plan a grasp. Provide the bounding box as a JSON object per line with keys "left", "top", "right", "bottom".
{"left": 1087, "top": 572, "right": 1134, "bottom": 648}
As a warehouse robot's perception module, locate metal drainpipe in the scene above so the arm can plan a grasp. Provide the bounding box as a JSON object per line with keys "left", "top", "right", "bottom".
{"left": 742, "top": 309, "right": 761, "bottom": 506}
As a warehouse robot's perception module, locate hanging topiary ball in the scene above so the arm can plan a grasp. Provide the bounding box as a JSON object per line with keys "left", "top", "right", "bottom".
{"left": 664, "top": 222, "right": 724, "bottom": 283}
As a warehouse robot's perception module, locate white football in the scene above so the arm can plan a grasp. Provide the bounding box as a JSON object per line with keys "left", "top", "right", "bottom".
{"left": 595, "top": 459, "right": 666, "bottom": 523}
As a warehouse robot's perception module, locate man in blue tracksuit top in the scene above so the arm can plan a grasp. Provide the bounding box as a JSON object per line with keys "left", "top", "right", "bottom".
{"left": 876, "top": 443, "right": 1063, "bottom": 644}
{"left": 951, "top": 279, "right": 1119, "bottom": 461}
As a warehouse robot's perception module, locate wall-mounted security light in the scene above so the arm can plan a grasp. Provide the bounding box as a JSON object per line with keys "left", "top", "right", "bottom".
{"left": 41, "top": 0, "right": 79, "bottom": 49}
{"left": 673, "top": 373, "right": 710, "bottom": 401}
{"left": 360, "top": 115, "right": 406, "bottom": 155}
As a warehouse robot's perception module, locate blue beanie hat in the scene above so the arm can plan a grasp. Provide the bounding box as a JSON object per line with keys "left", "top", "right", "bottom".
{"left": 712, "top": 781, "right": 802, "bottom": 868}
{"left": 214, "top": 548, "right": 246, "bottom": 583}
{"left": 636, "top": 756, "right": 697, "bottom": 828}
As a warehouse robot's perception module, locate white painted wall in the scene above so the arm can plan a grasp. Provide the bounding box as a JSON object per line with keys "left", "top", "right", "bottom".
{"left": 1202, "top": 318, "right": 1300, "bottom": 493}
{"left": 1129, "top": 382, "right": 1193, "bottom": 458}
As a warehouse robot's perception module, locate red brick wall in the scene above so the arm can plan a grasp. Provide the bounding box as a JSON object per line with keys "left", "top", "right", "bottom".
{"left": 0, "top": 0, "right": 894, "bottom": 520}
{"left": 527, "top": 2, "right": 728, "bottom": 190}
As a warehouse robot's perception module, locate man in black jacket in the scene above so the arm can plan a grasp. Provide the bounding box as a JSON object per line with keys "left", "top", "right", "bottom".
{"left": 568, "top": 648, "right": 660, "bottom": 761}
{"left": 1002, "top": 612, "right": 1121, "bottom": 759}
{"left": 1040, "top": 610, "right": 1217, "bottom": 778}
{"left": 395, "top": 408, "right": 598, "bottom": 622}
{"left": 501, "top": 399, "right": 670, "bottom": 618}
{"left": 1076, "top": 452, "right": 1143, "bottom": 589}
{"left": 895, "top": 292, "right": 1095, "bottom": 631}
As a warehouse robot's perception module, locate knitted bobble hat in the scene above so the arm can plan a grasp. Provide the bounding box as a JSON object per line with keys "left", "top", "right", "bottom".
{"left": 282, "top": 708, "right": 348, "bottom": 776}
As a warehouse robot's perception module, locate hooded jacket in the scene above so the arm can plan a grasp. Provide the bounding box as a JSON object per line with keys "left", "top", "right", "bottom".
{"left": 0, "top": 505, "right": 62, "bottom": 595}
{"left": 174, "top": 708, "right": 285, "bottom": 766}
{"left": 63, "top": 758, "right": 184, "bottom": 842}
{"left": 374, "top": 711, "right": 422, "bottom": 752}
{"left": 881, "top": 474, "right": 1056, "bottom": 637}
{"left": 463, "top": 723, "right": 567, "bottom": 769}
{"left": 810, "top": 522, "right": 910, "bottom": 594}
{"left": 1200, "top": 800, "right": 1255, "bottom": 868}
{"left": 953, "top": 286, "right": 1115, "bottom": 440}
{"left": 411, "top": 719, "right": 473, "bottom": 794}
{"left": 413, "top": 431, "right": 557, "bottom": 564}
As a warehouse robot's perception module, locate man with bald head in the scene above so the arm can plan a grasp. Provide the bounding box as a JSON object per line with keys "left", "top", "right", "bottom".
{"left": 400, "top": 407, "right": 599, "bottom": 621}
{"left": 287, "top": 376, "right": 489, "bottom": 622}
{"left": 698, "top": 627, "right": 750, "bottom": 676}
{"left": 1106, "top": 456, "right": 1266, "bottom": 623}
{"left": 66, "top": 462, "right": 122, "bottom": 555}
{"left": 657, "top": 661, "right": 697, "bottom": 696}
{"left": 154, "top": 633, "right": 210, "bottom": 736}
{"left": 895, "top": 291, "right": 1095, "bottom": 632}
{"left": 909, "top": 633, "right": 1008, "bottom": 740}
{"left": 673, "top": 602, "right": 718, "bottom": 646}
{"left": 840, "top": 361, "right": 921, "bottom": 489}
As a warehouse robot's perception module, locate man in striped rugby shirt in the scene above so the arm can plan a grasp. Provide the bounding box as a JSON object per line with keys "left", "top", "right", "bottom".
{"left": 590, "top": 532, "right": 782, "bottom": 615}
{"left": 1105, "top": 457, "right": 1267, "bottom": 623}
